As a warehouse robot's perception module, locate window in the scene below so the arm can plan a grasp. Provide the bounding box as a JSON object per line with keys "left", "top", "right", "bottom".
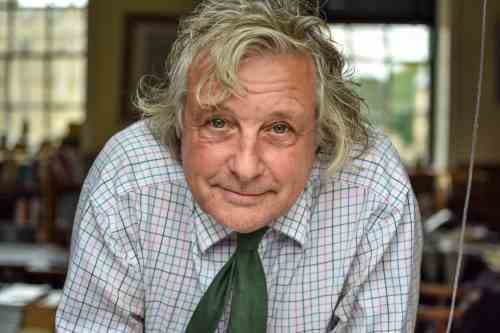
{"left": 330, "top": 24, "right": 432, "bottom": 167}
{"left": 0, "top": 0, "right": 87, "bottom": 153}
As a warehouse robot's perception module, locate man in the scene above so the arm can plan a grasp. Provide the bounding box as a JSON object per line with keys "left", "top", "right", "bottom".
{"left": 56, "top": 0, "right": 422, "bottom": 332}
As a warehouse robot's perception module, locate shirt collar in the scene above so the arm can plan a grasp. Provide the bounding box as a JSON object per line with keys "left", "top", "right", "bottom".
{"left": 192, "top": 160, "right": 322, "bottom": 253}
{"left": 271, "top": 161, "right": 320, "bottom": 248}
{"left": 192, "top": 203, "right": 234, "bottom": 254}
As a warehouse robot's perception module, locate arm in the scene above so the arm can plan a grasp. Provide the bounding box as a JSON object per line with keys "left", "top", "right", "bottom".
{"left": 56, "top": 195, "right": 145, "bottom": 332}
{"left": 336, "top": 189, "right": 422, "bottom": 332}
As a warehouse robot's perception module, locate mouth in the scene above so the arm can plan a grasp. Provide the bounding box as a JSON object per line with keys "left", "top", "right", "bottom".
{"left": 223, "top": 188, "right": 265, "bottom": 196}
{"left": 216, "top": 186, "right": 271, "bottom": 206}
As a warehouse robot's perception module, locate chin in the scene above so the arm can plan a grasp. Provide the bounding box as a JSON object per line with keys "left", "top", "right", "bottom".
{"left": 207, "top": 207, "right": 277, "bottom": 233}
{"left": 229, "top": 221, "right": 270, "bottom": 233}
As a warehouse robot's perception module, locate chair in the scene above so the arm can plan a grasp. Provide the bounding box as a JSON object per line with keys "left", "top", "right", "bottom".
{"left": 418, "top": 283, "right": 467, "bottom": 332}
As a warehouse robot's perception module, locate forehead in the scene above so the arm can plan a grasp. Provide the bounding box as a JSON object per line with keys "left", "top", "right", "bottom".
{"left": 187, "top": 52, "right": 317, "bottom": 108}
{"left": 237, "top": 53, "right": 316, "bottom": 93}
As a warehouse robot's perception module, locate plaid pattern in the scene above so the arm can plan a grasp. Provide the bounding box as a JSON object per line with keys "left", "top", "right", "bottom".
{"left": 56, "top": 120, "right": 422, "bottom": 332}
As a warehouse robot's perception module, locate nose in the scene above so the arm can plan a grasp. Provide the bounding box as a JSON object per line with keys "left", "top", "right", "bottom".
{"left": 228, "top": 133, "right": 265, "bottom": 183}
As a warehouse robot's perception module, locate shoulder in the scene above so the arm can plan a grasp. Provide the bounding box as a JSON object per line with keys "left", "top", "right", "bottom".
{"left": 82, "top": 120, "right": 185, "bottom": 207}
{"left": 323, "top": 129, "right": 412, "bottom": 207}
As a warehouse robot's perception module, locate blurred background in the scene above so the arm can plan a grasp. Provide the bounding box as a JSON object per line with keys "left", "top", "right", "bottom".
{"left": 0, "top": 0, "right": 499, "bottom": 332}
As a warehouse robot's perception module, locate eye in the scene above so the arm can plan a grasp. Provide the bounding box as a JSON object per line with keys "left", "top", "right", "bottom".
{"left": 208, "top": 117, "right": 226, "bottom": 129}
{"left": 263, "top": 121, "right": 298, "bottom": 147}
{"left": 271, "top": 122, "right": 290, "bottom": 134}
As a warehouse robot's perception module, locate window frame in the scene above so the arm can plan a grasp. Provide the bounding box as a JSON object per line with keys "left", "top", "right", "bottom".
{"left": 0, "top": 1, "right": 87, "bottom": 151}
{"left": 326, "top": 12, "right": 436, "bottom": 167}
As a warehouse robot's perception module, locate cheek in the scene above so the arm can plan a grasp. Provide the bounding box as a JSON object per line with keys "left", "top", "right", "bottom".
{"left": 266, "top": 147, "right": 315, "bottom": 186}
{"left": 181, "top": 135, "right": 231, "bottom": 177}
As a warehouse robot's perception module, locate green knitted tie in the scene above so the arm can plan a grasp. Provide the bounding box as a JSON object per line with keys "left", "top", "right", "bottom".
{"left": 186, "top": 227, "right": 268, "bottom": 333}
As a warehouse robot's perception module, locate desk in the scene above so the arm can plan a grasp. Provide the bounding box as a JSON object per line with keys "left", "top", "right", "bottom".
{"left": 0, "top": 284, "right": 61, "bottom": 333}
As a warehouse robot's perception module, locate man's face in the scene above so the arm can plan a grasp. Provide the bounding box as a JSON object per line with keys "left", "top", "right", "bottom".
{"left": 181, "top": 53, "right": 317, "bottom": 233}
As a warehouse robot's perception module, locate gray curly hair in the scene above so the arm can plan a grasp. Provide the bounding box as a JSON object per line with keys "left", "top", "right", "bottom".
{"left": 137, "top": 0, "right": 369, "bottom": 175}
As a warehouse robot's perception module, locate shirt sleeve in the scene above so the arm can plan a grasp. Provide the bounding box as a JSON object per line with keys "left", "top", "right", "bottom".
{"left": 335, "top": 187, "right": 422, "bottom": 332}
{"left": 55, "top": 194, "right": 145, "bottom": 332}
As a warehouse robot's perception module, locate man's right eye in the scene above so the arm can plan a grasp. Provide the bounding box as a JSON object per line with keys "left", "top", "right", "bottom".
{"left": 208, "top": 118, "right": 226, "bottom": 129}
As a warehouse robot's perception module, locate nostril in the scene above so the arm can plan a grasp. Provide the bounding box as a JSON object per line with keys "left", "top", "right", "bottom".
{"left": 227, "top": 133, "right": 265, "bottom": 182}
{"left": 229, "top": 152, "right": 264, "bottom": 183}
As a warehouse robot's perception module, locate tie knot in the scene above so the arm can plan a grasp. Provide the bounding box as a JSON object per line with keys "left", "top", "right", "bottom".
{"left": 237, "top": 227, "right": 268, "bottom": 252}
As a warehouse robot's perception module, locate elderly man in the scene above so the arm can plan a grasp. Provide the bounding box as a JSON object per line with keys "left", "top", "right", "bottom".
{"left": 56, "top": 0, "right": 421, "bottom": 332}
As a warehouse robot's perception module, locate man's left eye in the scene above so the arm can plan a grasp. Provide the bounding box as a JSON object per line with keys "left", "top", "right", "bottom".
{"left": 209, "top": 118, "right": 226, "bottom": 129}
{"left": 271, "top": 123, "right": 290, "bottom": 134}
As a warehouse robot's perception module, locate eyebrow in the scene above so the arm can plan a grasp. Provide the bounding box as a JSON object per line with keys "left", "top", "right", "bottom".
{"left": 205, "top": 106, "right": 304, "bottom": 121}
{"left": 195, "top": 96, "right": 308, "bottom": 122}
{"left": 265, "top": 110, "right": 303, "bottom": 121}
{"left": 203, "top": 104, "right": 228, "bottom": 113}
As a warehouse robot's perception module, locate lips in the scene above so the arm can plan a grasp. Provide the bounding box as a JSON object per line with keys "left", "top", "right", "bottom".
{"left": 216, "top": 186, "right": 271, "bottom": 206}
{"left": 222, "top": 188, "right": 264, "bottom": 196}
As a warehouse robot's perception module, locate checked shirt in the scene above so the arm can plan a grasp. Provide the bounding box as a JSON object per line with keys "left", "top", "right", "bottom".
{"left": 56, "top": 120, "right": 422, "bottom": 332}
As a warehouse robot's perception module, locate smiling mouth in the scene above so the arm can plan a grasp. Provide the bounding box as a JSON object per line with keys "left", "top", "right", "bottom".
{"left": 217, "top": 186, "right": 271, "bottom": 205}
{"left": 223, "top": 188, "right": 265, "bottom": 196}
